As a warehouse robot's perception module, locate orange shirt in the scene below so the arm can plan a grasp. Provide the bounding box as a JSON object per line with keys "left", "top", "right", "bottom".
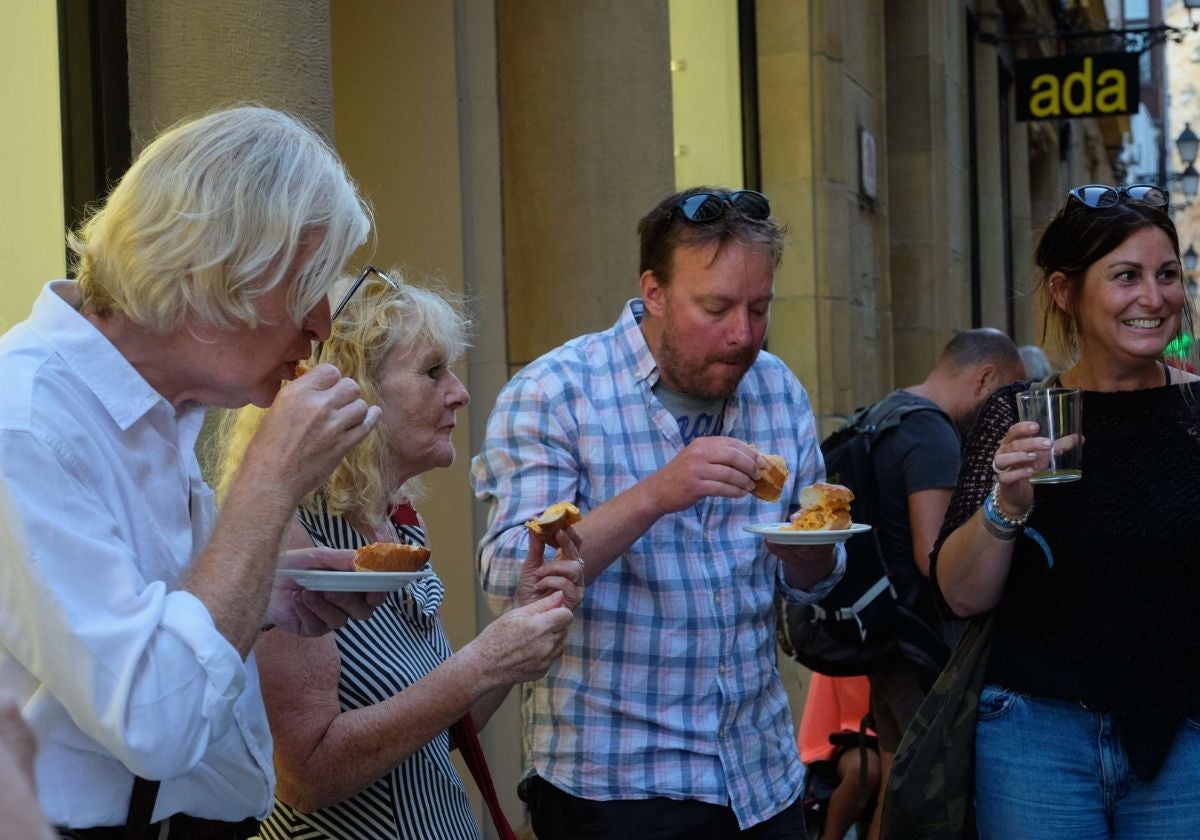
{"left": 798, "top": 673, "right": 873, "bottom": 764}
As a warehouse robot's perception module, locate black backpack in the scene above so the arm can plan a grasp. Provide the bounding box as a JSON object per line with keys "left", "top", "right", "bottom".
{"left": 777, "top": 399, "right": 952, "bottom": 677}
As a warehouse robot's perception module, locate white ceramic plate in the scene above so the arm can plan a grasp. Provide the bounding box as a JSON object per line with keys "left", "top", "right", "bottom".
{"left": 276, "top": 569, "right": 434, "bottom": 592}
{"left": 742, "top": 522, "right": 872, "bottom": 545}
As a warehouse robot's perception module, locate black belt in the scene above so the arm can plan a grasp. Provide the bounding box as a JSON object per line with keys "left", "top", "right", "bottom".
{"left": 56, "top": 776, "right": 258, "bottom": 840}
{"left": 56, "top": 815, "right": 260, "bottom": 840}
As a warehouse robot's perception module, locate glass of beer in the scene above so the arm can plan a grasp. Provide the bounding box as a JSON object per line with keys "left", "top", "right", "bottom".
{"left": 1015, "top": 387, "right": 1083, "bottom": 484}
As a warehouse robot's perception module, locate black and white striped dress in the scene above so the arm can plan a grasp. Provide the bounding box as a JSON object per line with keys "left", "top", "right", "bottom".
{"left": 259, "top": 499, "right": 482, "bottom": 840}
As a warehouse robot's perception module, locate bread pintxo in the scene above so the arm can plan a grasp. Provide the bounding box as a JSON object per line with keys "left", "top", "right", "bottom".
{"left": 785, "top": 482, "right": 854, "bottom": 531}
{"left": 525, "top": 502, "right": 582, "bottom": 546}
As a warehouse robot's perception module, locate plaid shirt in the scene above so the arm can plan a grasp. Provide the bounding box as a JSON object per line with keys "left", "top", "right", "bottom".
{"left": 471, "top": 299, "right": 844, "bottom": 828}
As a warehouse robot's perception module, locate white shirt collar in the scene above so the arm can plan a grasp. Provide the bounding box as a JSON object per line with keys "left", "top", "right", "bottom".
{"left": 32, "top": 281, "right": 205, "bottom": 445}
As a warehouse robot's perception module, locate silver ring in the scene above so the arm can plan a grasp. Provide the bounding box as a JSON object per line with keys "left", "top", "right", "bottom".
{"left": 576, "top": 557, "right": 586, "bottom": 569}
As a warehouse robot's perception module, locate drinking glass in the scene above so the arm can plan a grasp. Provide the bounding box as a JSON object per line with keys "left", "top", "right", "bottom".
{"left": 1015, "top": 387, "right": 1083, "bottom": 484}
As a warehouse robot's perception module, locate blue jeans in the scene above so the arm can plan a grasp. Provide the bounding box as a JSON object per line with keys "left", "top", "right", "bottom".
{"left": 974, "top": 684, "right": 1200, "bottom": 839}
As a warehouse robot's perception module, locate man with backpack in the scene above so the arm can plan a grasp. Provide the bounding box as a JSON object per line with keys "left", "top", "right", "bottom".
{"left": 779, "top": 328, "right": 1024, "bottom": 839}
{"left": 860, "top": 329, "right": 1025, "bottom": 838}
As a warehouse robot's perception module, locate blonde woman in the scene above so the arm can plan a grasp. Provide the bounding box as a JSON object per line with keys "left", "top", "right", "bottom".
{"left": 218, "top": 268, "right": 582, "bottom": 839}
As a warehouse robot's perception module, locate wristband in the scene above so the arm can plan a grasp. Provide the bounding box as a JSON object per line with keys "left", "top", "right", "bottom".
{"left": 979, "top": 510, "right": 1018, "bottom": 541}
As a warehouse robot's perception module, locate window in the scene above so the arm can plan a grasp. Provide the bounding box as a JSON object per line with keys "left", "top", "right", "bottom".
{"left": 1123, "top": 0, "right": 1150, "bottom": 23}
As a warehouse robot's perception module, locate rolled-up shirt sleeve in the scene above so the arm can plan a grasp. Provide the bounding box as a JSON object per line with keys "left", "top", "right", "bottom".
{"left": 0, "top": 429, "right": 247, "bottom": 779}
{"left": 776, "top": 543, "right": 847, "bottom": 603}
{"left": 472, "top": 374, "right": 582, "bottom": 615}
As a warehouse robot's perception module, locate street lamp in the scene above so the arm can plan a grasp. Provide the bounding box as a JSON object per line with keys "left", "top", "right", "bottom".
{"left": 1173, "top": 125, "right": 1200, "bottom": 200}
{"left": 1178, "top": 124, "right": 1199, "bottom": 199}
{"left": 1182, "top": 165, "right": 1200, "bottom": 200}
{"left": 1179, "top": 124, "right": 1199, "bottom": 166}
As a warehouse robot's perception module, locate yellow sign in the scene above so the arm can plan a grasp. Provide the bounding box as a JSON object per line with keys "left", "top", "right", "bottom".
{"left": 1015, "top": 53, "right": 1139, "bottom": 122}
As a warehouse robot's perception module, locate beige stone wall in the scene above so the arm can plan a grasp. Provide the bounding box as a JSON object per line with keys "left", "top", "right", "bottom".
{"left": 885, "top": 0, "right": 973, "bottom": 388}
{"left": 758, "top": 0, "right": 892, "bottom": 438}
{"left": 496, "top": 0, "right": 677, "bottom": 371}
{"left": 329, "top": 1, "right": 509, "bottom": 830}
{"left": 125, "top": 0, "right": 334, "bottom": 150}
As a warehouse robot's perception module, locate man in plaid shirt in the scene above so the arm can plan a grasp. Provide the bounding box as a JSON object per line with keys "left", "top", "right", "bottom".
{"left": 472, "top": 187, "right": 845, "bottom": 838}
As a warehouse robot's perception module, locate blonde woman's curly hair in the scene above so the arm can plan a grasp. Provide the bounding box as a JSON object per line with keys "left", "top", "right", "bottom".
{"left": 69, "top": 105, "right": 371, "bottom": 333}
{"left": 216, "top": 269, "right": 472, "bottom": 527}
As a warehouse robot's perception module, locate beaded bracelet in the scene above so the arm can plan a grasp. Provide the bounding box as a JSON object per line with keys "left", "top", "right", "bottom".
{"left": 984, "top": 480, "right": 1033, "bottom": 531}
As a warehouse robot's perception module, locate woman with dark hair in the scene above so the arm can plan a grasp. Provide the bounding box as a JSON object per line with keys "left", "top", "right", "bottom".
{"left": 931, "top": 184, "right": 1200, "bottom": 838}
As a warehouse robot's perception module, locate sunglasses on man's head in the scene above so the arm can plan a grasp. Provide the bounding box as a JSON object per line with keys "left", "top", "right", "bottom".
{"left": 1066, "top": 184, "right": 1169, "bottom": 210}
{"left": 674, "top": 190, "right": 771, "bottom": 223}
{"left": 314, "top": 264, "right": 400, "bottom": 362}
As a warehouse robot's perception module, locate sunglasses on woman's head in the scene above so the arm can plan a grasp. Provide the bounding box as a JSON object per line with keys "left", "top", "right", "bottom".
{"left": 1066, "top": 184, "right": 1169, "bottom": 210}
{"left": 314, "top": 264, "right": 401, "bottom": 362}
{"left": 330, "top": 264, "right": 400, "bottom": 322}
{"left": 674, "top": 190, "right": 771, "bottom": 223}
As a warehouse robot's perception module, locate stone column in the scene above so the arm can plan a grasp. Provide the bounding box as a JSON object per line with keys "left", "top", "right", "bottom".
{"left": 125, "top": 0, "right": 334, "bottom": 150}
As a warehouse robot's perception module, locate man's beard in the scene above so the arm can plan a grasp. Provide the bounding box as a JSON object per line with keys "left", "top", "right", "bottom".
{"left": 657, "top": 326, "right": 758, "bottom": 400}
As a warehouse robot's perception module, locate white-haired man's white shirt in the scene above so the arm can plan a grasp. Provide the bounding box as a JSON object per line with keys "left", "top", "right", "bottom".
{"left": 0, "top": 282, "right": 274, "bottom": 828}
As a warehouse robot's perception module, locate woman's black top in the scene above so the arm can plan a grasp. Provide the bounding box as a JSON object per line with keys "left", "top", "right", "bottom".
{"left": 931, "top": 379, "right": 1200, "bottom": 780}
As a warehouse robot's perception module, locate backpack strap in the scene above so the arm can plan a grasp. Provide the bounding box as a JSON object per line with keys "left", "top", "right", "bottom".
{"left": 810, "top": 575, "right": 895, "bottom": 642}
{"left": 836, "top": 396, "right": 950, "bottom": 527}
{"left": 854, "top": 396, "right": 950, "bottom": 450}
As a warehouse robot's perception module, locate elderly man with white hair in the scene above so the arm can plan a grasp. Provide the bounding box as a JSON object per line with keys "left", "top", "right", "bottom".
{"left": 0, "top": 106, "right": 383, "bottom": 839}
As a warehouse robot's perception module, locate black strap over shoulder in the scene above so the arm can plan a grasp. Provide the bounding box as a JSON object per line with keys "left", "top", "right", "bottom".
{"left": 854, "top": 396, "right": 949, "bottom": 444}
{"left": 835, "top": 395, "right": 951, "bottom": 528}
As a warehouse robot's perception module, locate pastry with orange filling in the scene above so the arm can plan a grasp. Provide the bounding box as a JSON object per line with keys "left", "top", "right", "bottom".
{"left": 785, "top": 482, "right": 854, "bottom": 531}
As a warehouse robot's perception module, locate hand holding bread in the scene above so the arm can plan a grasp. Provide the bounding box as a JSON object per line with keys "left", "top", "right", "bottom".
{"left": 518, "top": 503, "right": 586, "bottom": 610}
{"left": 750, "top": 453, "right": 789, "bottom": 501}
{"left": 525, "top": 502, "right": 582, "bottom": 546}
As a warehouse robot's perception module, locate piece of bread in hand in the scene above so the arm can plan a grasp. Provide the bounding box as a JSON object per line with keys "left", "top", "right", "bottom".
{"left": 352, "top": 542, "right": 430, "bottom": 572}
{"left": 525, "top": 502, "right": 582, "bottom": 546}
{"left": 751, "top": 453, "right": 789, "bottom": 502}
{"left": 293, "top": 360, "right": 312, "bottom": 379}
{"left": 786, "top": 482, "right": 855, "bottom": 531}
